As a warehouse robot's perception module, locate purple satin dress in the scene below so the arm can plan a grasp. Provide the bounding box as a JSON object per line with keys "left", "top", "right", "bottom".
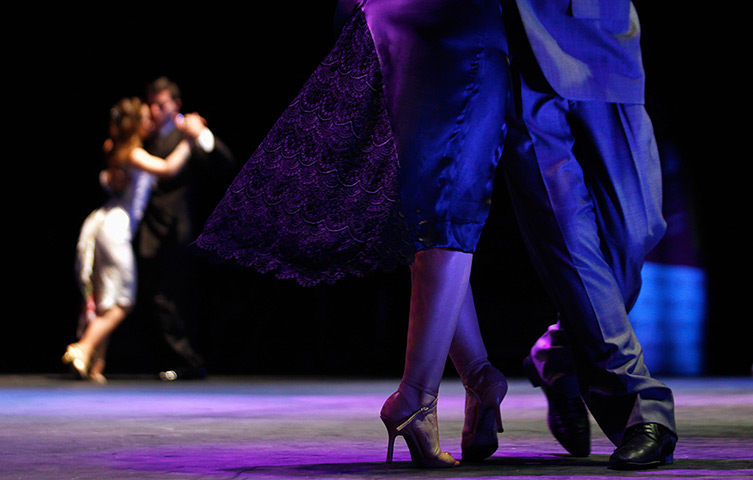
{"left": 193, "top": 0, "right": 510, "bottom": 285}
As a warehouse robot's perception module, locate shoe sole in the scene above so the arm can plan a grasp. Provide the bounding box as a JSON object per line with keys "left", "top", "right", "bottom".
{"left": 610, "top": 453, "right": 674, "bottom": 470}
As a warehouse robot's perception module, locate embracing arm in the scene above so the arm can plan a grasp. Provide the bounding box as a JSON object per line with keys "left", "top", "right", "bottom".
{"left": 127, "top": 140, "right": 192, "bottom": 178}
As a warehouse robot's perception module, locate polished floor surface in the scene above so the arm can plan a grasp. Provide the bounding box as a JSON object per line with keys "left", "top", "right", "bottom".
{"left": 1, "top": 374, "right": 751, "bottom": 479}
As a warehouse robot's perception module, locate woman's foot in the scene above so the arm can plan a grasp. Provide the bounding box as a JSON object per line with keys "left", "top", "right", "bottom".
{"left": 61, "top": 343, "right": 91, "bottom": 379}
{"left": 461, "top": 363, "right": 508, "bottom": 461}
{"left": 380, "top": 385, "right": 458, "bottom": 468}
{"left": 88, "top": 354, "right": 107, "bottom": 384}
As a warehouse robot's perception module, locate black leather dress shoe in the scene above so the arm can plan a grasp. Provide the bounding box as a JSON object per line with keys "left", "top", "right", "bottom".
{"left": 609, "top": 423, "right": 677, "bottom": 470}
{"left": 522, "top": 355, "right": 590, "bottom": 457}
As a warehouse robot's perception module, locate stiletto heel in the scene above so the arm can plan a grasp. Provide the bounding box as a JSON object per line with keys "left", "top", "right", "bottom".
{"left": 385, "top": 424, "right": 397, "bottom": 463}
{"left": 380, "top": 390, "right": 458, "bottom": 468}
{"left": 461, "top": 364, "right": 508, "bottom": 461}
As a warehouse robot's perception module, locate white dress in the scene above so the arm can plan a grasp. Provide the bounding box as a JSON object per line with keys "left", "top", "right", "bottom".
{"left": 76, "top": 168, "right": 153, "bottom": 313}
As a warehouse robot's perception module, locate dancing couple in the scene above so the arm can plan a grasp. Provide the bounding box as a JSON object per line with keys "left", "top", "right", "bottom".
{"left": 193, "top": 0, "right": 677, "bottom": 470}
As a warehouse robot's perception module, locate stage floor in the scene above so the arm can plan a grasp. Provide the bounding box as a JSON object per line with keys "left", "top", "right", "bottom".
{"left": 1, "top": 375, "right": 751, "bottom": 479}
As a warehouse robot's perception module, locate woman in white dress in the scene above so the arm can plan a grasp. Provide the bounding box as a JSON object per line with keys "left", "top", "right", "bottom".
{"left": 64, "top": 97, "right": 203, "bottom": 383}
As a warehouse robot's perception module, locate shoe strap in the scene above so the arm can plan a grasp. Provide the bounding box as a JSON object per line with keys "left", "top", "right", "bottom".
{"left": 396, "top": 398, "right": 438, "bottom": 432}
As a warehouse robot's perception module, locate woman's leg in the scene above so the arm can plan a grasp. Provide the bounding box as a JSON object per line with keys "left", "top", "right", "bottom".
{"left": 449, "top": 285, "right": 508, "bottom": 461}
{"left": 64, "top": 305, "right": 128, "bottom": 378}
{"left": 78, "top": 306, "right": 128, "bottom": 358}
{"left": 449, "top": 286, "right": 489, "bottom": 381}
{"left": 87, "top": 338, "right": 110, "bottom": 384}
{"left": 401, "top": 248, "right": 473, "bottom": 396}
{"left": 381, "top": 248, "right": 473, "bottom": 467}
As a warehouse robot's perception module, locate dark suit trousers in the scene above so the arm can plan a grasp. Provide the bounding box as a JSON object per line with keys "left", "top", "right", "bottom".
{"left": 502, "top": 71, "right": 676, "bottom": 445}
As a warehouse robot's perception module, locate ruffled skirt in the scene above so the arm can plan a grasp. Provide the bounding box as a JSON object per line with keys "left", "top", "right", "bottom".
{"left": 193, "top": 1, "right": 510, "bottom": 286}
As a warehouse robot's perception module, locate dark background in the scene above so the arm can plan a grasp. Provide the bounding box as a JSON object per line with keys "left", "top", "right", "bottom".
{"left": 5, "top": 3, "right": 749, "bottom": 379}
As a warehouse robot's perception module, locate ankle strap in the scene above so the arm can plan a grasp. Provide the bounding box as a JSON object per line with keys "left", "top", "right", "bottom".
{"left": 396, "top": 397, "right": 438, "bottom": 432}
{"left": 400, "top": 380, "right": 438, "bottom": 399}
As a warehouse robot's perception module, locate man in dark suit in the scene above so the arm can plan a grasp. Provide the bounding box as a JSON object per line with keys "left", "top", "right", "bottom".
{"left": 499, "top": 0, "right": 677, "bottom": 469}
{"left": 136, "top": 77, "right": 235, "bottom": 381}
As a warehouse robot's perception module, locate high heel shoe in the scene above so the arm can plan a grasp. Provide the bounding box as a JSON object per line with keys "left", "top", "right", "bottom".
{"left": 461, "top": 364, "right": 508, "bottom": 461}
{"left": 61, "top": 343, "right": 90, "bottom": 379}
{"left": 380, "top": 390, "right": 459, "bottom": 468}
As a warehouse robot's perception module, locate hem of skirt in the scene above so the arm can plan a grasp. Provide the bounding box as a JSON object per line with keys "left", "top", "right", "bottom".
{"left": 190, "top": 240, "right": 412, "bottom": 287}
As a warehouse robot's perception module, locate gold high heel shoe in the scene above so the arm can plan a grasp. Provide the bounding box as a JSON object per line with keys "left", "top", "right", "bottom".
{"left": 380, "top": 390, "right": 458, "bottom": 468}
{"left": 461, "top": 364, "right": 508, "bottom": 461}
{"left": 61, "top": 344, "right": 90, "bottom": 379}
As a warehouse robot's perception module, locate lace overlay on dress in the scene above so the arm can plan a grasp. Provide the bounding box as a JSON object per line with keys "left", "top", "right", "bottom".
{"left": 192, "top": 10, "right": 414, "bottom": 286}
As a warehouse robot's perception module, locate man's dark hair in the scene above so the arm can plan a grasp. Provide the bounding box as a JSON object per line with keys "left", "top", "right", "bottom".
{"left": 147, "top": 76, "right": 181, "bottom": 101}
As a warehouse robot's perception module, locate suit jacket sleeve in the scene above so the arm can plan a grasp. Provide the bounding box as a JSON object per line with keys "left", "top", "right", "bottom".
{"left": 513, "top": 0, "right": 645, "bottom": 104}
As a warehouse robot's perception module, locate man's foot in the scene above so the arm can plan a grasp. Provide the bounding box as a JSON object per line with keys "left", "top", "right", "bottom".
{"left": 159, "top": 367, "right": 208, "bottom": 381}
{"left": 522, "top": 355, "right": 590, "bottom": 457}
{"left": 609, "top": 423, "right": 677, "bottom": 470}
